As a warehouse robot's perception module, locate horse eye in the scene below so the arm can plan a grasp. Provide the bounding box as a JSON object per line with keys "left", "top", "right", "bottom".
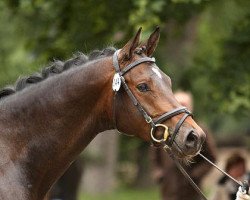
{"left": 137, "top": 83, "right": 150, "bottom": 92}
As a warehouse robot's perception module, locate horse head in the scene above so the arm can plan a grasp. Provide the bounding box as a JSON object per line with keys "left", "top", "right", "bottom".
{"left": 112, "top": 27, "right": 206, "bottom": 160}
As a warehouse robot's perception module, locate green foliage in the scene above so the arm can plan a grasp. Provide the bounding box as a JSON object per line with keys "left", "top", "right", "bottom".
{"left": 129, "top": 0, "right": 165, "bottom": 38}
{"left": 218, "top": 13, "right": 250, "bottom": 115}
{"left": 171, "top": 0, "right": 204, "bottom": 3}
{"left": 184, "top": 0, "right": 250, "bottom": 124}
{"left": 0, "top": 0, "right": 135, "bottom": 87}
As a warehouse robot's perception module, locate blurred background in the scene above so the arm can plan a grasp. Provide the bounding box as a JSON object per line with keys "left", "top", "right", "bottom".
{"left": 0, "top": 0, "right": 249, "bottom": 199}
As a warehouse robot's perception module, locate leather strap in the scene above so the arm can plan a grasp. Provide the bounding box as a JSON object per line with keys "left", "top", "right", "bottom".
{"left": 121, "top": 57, "right": 155, "bottom": 76}
{"left": 168, "top": 113, "right": 191, "bottom": 146}
{"left": 153, "top": 107, "right": 191, "bottom": 124}
{"left": 112, "top": 91, "right": 118, "bottom": 131}
{"left": 120, "top": 76, "right": 154, "bottom": 126}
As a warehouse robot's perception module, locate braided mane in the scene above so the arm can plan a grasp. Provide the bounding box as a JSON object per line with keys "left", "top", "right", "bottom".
{"left": 0, "top": 47, "right": 116, "bottom": 100}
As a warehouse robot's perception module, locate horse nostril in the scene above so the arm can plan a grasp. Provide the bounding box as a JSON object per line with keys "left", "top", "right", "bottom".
{"left": 185, "top": 130, "right": 198, "bottom": 149}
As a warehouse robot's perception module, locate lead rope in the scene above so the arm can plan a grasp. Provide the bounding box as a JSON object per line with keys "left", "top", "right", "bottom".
{"left": 163, "top": 147, "right": 249, "bottom": 200}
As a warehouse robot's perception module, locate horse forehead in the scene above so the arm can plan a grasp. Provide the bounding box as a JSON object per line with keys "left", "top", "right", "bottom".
{"left": 151, "top": 66, "right": 162, "bottom": 79}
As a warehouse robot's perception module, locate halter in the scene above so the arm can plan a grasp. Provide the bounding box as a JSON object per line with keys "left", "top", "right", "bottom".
{"left": 112, "top": 50, "right": 192, "bottom": 147}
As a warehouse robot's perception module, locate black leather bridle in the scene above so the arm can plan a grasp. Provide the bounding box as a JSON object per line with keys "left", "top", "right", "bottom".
{"left": 112, "top": 49, "right": 192, "bottom": 147}
{"left": 112, "top": 49, "right": 250, "bottom": 200}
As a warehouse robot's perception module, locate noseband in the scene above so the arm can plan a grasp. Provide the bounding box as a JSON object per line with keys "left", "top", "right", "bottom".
{"left": 112, "top": 50, "right": 192, "bottom": 147}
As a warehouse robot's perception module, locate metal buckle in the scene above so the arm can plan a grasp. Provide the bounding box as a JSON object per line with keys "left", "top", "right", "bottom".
{"left": 150, "top": 124, "right": 169, "bottom": 143}
{"left": 145, "top": 116, "right": 153, "bottom": 124}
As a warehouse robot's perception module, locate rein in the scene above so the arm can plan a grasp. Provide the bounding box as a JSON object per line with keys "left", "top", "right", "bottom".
{"left": 112, "top": 49, "right": 192, "bottom": 147}
{"left": 165, "top": 147, "right": 208, "bottom": 200}
{"left": 164, "top": 143, "right": 249, "bottom": 200}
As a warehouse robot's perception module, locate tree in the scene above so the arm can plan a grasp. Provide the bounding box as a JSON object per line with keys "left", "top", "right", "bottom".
{"left": 182, "top": 0, "right": 250, "bottom": 131}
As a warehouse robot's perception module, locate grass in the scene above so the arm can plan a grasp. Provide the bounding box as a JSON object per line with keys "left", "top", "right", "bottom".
{"left": 78, "top": 187, "right": 160, "bottom": 200}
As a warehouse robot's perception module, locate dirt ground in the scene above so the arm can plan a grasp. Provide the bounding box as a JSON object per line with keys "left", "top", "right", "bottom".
{"left": 202, "top": 147, "right": 250, "bottom": 198}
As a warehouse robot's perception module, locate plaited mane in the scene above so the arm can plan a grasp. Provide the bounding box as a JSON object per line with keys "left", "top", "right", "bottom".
{"left": 0, "top": 47, "right": 116, "bottom": 100}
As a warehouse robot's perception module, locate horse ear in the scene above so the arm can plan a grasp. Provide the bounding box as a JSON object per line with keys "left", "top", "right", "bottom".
{"left": 120, "top": 27, "right": 142, "bottom": 60}
{"left": 145, "top": 26, "right": 160, "bottom": 57}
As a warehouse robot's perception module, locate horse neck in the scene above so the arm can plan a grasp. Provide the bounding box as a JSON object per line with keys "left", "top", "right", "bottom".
{"left": 0, "top": 57, "right": 115, "bottom": 199}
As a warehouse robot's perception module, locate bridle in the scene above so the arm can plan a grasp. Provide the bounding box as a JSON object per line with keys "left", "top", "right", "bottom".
{"left": 111, "top": 49, "right": 249, "bottom": 200}
{"left": 112, "top": 49, "right": 192, "bottom": 147}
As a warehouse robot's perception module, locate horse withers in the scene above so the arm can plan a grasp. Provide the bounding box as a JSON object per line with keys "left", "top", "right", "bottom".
{"left": 0, "top": 27, "right": 205, "bottom": 200}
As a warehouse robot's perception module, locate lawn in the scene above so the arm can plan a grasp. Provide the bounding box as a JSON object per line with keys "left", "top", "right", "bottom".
{"left": 78, "top": 187, "right": 160, "bottom": 200}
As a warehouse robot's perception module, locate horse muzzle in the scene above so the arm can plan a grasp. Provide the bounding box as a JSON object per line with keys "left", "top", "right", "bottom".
{"left": 151, "top": 123, "right": 206, "bottom": 158}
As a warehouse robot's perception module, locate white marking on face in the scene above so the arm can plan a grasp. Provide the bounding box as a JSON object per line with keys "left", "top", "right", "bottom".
{"left": 152, "top": 67, "right": 162, "bottom": 79}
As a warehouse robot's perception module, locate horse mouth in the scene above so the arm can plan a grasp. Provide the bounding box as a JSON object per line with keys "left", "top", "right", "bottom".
{"left": 152, "top": 127, "right": 201, "bottom": 161}
{"left": 170, "top": 141, "right": 200, "bottom": 162}
{"left": 164, "top": 124, "right": 204, "bottom": 161}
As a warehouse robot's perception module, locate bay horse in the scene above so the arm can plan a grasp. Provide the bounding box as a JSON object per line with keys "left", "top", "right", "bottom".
{"left": 0, "top": 27, "right": 205, "bottom": 200}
